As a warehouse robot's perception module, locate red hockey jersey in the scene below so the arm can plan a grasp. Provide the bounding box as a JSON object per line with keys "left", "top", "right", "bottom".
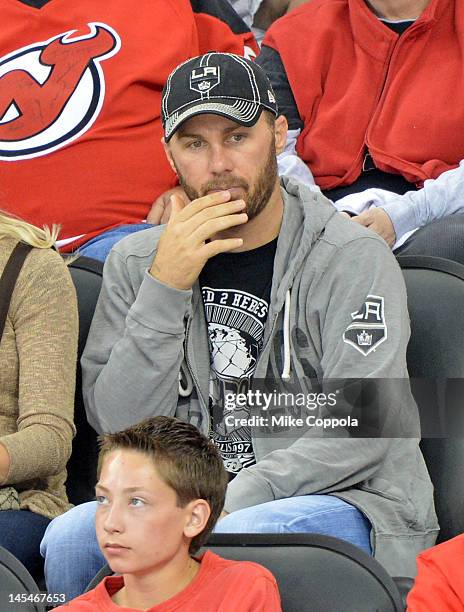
{"left": 0, "top": 0, "right": 257, "bottom": 249}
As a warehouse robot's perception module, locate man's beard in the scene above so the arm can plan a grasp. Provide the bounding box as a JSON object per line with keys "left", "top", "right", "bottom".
{"left": 174, "top": 139, "right": 278, "bottom": 221}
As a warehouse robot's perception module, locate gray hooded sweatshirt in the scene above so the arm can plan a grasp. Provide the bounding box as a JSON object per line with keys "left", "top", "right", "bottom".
{"left": 82, "top": 178, "right": 438, "bottom": 577}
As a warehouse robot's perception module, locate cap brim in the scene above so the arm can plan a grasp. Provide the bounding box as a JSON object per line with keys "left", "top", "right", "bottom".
{"left": 164, "top": 99, "right": 270, "bottom": 141}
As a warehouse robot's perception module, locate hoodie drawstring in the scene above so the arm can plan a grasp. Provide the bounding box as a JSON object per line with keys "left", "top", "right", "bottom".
{"left": 178, "top": 360, "right": 194, "bottom": 397}
{"left": 281, "top": 289, "right": 292, "bottom": 380}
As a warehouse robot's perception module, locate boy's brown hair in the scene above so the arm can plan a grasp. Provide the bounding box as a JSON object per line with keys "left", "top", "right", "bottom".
{"left": 97, "top": 416, "right": 228, "bottom": 554}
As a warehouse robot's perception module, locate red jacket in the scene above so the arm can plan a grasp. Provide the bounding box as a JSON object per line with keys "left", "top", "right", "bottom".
{"left": 407, "top": 534, "right": 464, "bottom": 611}
{"left": 0, "top": 0, "right": 257, "bottom": 249}
{"left": 263, "top": 0, "right": 464, "bottom": 190}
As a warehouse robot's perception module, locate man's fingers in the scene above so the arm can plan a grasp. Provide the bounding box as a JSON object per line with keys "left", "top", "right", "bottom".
{"left": 168, "top": 193, "right": 188, "bottom": 221}
{"left": 147, "top": 194, "right": 169, "bottom": 225}
{"left": 352, "top": 214, "right": 370, "bottom": 227}
{"left": 202, "top": 237, "right": 244, "bottom": 258}
{"left": 160, "top": 200, "right": 173, "bottom": 225}
{"left": 182, "top": 199, "right": 246, "bottom": 234}
{"left": 147, "top": 204, "right": 164, "bottom": 225}
{"left": 192, "top": 212, "right": 248, "bottom": 243}
{"left": 176, "top": 190, "right": 233, "bottom": 222}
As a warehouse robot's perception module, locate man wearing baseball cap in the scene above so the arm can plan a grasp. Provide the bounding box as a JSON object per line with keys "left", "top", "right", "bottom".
{"left": 42, "top": 53, "right": 437, "bottom": 594}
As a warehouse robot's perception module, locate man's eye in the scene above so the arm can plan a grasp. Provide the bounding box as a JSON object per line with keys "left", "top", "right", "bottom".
{"left": 130, "top": 498, "right": 144, "bottom": 507}
{"left": 188, "top": 140, "right": 203, "bottom": 149}
{"left": 229, "top": 134, "right": 245, "bottom": 143}
{"left": 96, "top": 495, "right": 108, "bottom": 505}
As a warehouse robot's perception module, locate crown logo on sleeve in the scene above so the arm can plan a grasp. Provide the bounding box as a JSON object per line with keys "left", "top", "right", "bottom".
{"left": 357, "top": 330, "right": 373, "bottom": 346}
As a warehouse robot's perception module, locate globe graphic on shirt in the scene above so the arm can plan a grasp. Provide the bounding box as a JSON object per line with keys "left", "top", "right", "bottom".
{"left": 208, "top": 324, "right": 257, "bottom": 378}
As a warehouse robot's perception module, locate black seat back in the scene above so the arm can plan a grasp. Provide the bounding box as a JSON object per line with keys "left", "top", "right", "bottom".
{"left": 0, "top": 545, "right": 45, "bottom": 612}
{"left": 399, "top": 255, "right": 464, "bottom": 542}
{"left": 66, "top": 256, "right": 103, "bottom": 505}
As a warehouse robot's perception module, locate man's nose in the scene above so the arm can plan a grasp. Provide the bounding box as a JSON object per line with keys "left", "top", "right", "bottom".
{"left": 103, "top": 503, "right": 124, "bottom": 534}
{"left": 208, "top": 144, "right": 233, "bottom": 174}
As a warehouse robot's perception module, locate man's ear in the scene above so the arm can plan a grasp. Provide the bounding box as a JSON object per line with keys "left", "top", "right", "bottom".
{"left": 162, "top": 137, "right": 178, "bottom": 175}
{"left": 183, "top": 499, "right": 211, "bottom": 540}
{"left": 274, "top": 114, "right": 288, "bottom": 155}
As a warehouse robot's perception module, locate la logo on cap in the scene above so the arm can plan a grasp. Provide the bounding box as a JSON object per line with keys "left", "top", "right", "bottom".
{"left": 190, "top": 66, "right": 220, "bottom": 94}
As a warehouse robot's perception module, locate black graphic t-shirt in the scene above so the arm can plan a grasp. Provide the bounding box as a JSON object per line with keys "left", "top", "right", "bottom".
{"left": 199, "top": 238, "right": 277, "bottom": 478}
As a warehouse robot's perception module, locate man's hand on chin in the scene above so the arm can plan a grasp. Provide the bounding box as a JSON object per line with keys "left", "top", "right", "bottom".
{"left": 147, "top": 186, "right": 190, "bottom": 224}
{"left": 351, "top": 207, "right": 396, "bottom": 248}
{"left": 149, "top": 190, "right": 247, "bottom": 290}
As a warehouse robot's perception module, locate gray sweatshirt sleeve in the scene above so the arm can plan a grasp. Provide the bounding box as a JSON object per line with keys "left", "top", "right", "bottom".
{"left": 381, "top": 161, "right": 464, "bottom": 239}
{"left": 225, "top": 233, "right": 417, "bottom": 511}
{"left": 318, "top": 236, "right": 412, "bottom": 381}
{"left": 82, "top": 248, "right": 192, "bottom": 434}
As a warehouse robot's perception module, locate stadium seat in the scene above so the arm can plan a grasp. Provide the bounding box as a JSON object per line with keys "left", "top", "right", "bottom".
{"left": 66, "top": 256, "right": 103, "bottom": 505}
{"left": 85, "top": 533, "right": 404, "bottom": 611}
{"left": 0, "top": 545, "right": 46, "bottom": 612}
{"left": 399, "top": 255, "right": 464, "bottom": 543}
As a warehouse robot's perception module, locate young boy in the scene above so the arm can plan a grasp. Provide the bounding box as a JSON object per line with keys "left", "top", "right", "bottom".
{"left": 54, "top": 416, "right": 281, "bottom": 611}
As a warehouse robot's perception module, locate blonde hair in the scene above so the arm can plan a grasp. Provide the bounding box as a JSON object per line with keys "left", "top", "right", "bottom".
{"left": 0, "top": 210, "right": 59, "bottom": 249}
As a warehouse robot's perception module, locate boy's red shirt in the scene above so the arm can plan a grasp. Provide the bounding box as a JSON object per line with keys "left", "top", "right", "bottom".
{"left": 53, "top": 551, "right": 281, "bottom": 611}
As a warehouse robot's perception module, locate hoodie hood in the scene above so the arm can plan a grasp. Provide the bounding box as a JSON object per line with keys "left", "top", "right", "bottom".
{"left": 272, "top": 177, "right": 338, "bottom": 311}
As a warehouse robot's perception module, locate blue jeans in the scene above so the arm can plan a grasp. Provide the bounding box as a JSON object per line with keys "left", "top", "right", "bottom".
{"left": 215, "top": 495, "right": 372, "bottom": 554}
{"left": 41, "top": 502, "right": 100, "bottom": 601}
{"left": 40, "top": 495, "right": 371, "bottom": 600}
{"left": 0, "top": 510, "right": 50, "bottom": 580}
{"left": 76, "top": 223, "right": 154, "bottom": 262}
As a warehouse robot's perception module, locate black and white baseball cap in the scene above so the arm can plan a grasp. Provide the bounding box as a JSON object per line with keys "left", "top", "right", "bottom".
{"left": 162, "top": 52, "right": 278, "bottom": 142}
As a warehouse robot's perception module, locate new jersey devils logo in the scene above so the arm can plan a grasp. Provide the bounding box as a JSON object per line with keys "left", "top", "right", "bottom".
{"left": 0, "top": 23, "right": 121, "bottom": 160}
